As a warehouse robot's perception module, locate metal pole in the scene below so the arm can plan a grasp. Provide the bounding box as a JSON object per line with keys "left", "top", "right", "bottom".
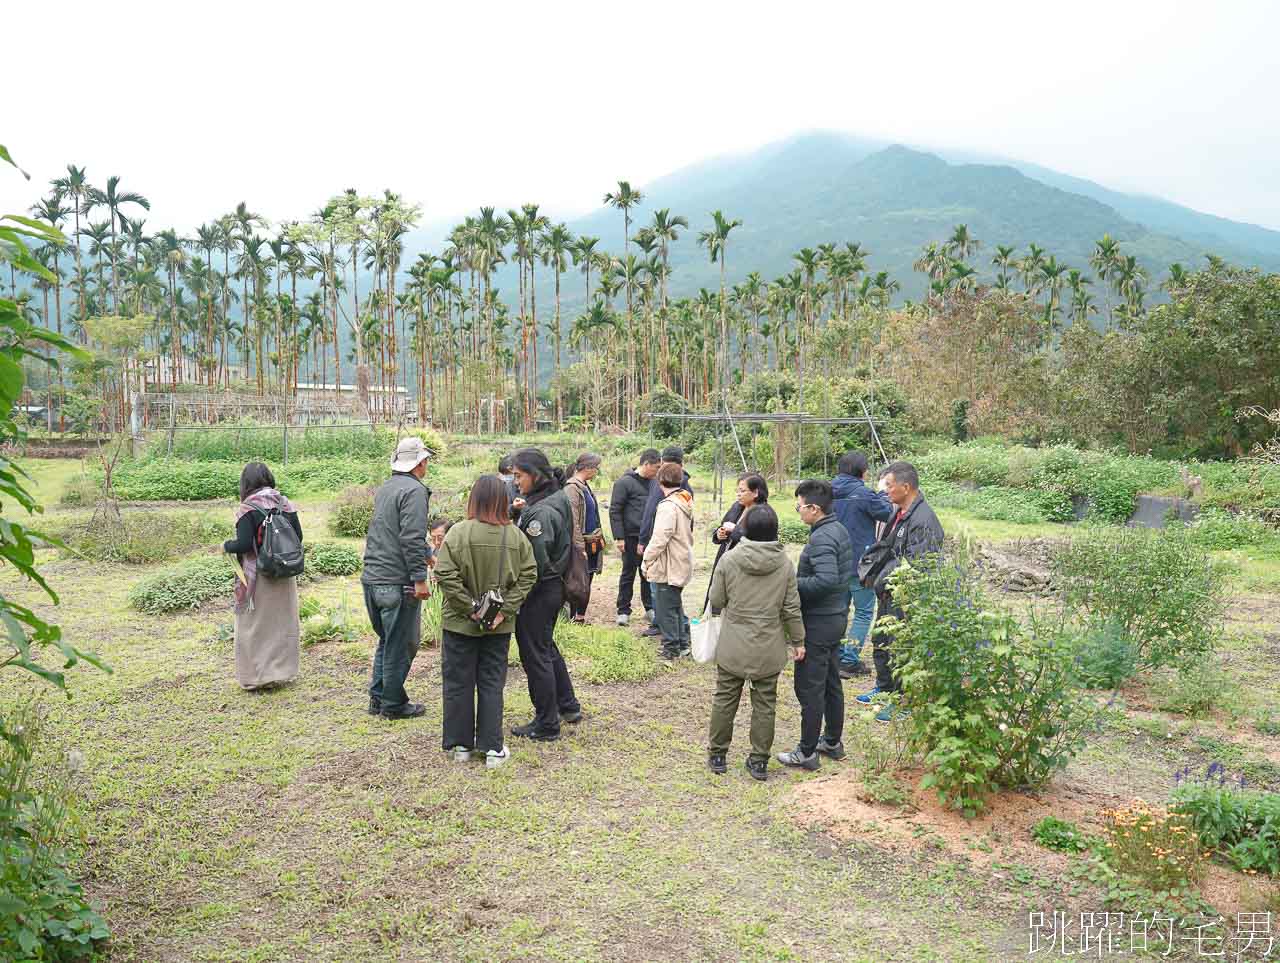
{"left": 167, "top": 397, "right": 176, "bottom": 457}
{"left": 282, "top": 421, "right": 289, "bottom": 467}
{"left": 858, "top": 397, "right": 889, "bottom": 465}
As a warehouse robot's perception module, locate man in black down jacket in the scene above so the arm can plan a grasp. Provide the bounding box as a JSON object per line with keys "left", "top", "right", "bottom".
{"left": 855, "top": 460, "right": 945, "bottom": 722}
{"left": 609, "top": 448, "right": 660, "bottom": 627}
{"left": 362, "top": 436, "right": 432, "bottom": 720}
{"left": 778, "top": 479, "right": 855, "bottom": 771}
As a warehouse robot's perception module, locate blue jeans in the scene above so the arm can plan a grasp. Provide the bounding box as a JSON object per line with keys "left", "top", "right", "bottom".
{"left": 841, "top": 583, "right": 878, "bottom": 668}
{"left": 365, "top": 584, "right": 421, "bottom": 713}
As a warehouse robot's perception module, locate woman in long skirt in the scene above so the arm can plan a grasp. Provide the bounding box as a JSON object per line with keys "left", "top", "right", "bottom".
{"left": 223, "top": 462, "right": 302, "bottom": 690}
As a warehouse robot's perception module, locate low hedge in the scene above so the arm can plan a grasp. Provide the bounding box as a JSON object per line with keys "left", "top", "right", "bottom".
{"left": 104, "top": 458, "right": 392, "bottom": 501}
{"left": 128, "top": 555, "right": 235, "bottom": 614}
{"left": 306, "top": 542, "right": 362, "bottom": 576}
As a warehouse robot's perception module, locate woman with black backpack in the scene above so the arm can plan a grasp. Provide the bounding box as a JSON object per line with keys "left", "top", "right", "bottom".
{"left": 223, "top": 462, "right": 303, "bottom": 691}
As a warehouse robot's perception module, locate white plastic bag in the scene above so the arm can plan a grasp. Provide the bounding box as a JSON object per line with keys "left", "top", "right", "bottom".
{"left": 690, "top": 604, "right": 721, "bottom": 664}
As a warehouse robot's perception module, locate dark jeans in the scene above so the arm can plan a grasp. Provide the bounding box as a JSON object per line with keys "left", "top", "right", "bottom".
{"left": 365, "top": 583, "right": 422, "bottom": 713}
{"left": 514, "top": 578, "right": 580, "bottom": 733}
{"left": 793, "top": 614, "right": 846, "bottom": 755}
{"left": 441, "top": 628, "right": 510, "bottom": 753}
{"left": 616, "top": 536, "right": 653, "bottom": 616}
{"left": 873, "top": 591, "right": 904, "bottom": 693}
{"left": 652, "top": 582, "right": 689, "bottom": 653}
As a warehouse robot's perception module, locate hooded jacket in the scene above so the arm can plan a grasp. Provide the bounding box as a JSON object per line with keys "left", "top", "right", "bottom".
{"left": 796, "top": 513, "right": 856, "bottom": 618}
{"left": 708, "top": 538, "right": 805, "bottom": 680}
{"left": 516, "top": 484, "right": 574, "bottom": 582}
{"left": 831, "top": 473, "right": 895, "bottom": 565}
{"left": 641, "top": 489, "right": 694, "bottom": 587}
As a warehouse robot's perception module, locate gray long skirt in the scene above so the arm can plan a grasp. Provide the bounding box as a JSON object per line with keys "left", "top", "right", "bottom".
{"left": 234, "top": 575, "right": 300, "bottom": 690}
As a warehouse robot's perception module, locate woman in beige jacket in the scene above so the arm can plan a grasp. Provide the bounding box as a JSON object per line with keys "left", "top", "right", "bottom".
{"left": 641, "top": 462, "right": 695, "bottom": 659}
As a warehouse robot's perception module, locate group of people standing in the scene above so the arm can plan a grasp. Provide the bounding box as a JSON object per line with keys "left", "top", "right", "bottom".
{"left": 222, "top": 432, "right": 943, "bottom": 780}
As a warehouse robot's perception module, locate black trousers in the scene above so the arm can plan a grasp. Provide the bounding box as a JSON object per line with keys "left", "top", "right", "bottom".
{"left": 616, "top": 535, "right": 653, "bottom": 616}
{"left": 514, "top": 579, "right": 580, "bottom": 733}
{"left": 873, "top": 591, "right": 904, "bottom": 693}
{"left": 441, "top": 628, "right": 510, "bottom": 753}
{"left": 793, "top": 614, "right": 847, "bottom": 755}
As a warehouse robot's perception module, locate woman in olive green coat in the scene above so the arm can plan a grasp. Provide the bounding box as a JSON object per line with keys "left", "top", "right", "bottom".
{"left": 705, "top": 504, "right": 805, "bottom": 781}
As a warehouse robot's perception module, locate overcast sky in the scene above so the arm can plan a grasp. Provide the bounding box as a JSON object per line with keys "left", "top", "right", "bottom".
{"left": 4, "top": 0, "right": 1278, "bottom": 235}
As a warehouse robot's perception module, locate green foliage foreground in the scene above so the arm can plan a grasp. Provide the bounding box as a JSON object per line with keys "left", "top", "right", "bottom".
{"left": 884, "top": 560, "right": 1100, "bottom": 817}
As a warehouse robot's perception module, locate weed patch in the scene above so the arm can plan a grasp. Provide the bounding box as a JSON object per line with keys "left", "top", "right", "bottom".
{"left": 128, "top": 555, "right": 234, "bottom": 614}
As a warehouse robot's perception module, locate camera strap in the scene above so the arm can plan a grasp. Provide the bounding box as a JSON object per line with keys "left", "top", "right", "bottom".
{"left": 496, "top": 522, "right": 509, "bottom": 593}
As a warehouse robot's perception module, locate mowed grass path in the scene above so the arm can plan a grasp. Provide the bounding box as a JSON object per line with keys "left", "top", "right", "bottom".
{"left": 8, "top": 459, "right": 1280, "bottom": 961}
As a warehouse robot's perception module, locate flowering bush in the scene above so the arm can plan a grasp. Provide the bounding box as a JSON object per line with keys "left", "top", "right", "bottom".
{"left": 1171, "top": 781, "right": 1280, "bottom": 876}
{"left": 883, "top": 562, "right": 1099, "bottom": 816}
{"left": 1102, "top": 802, "right": 1206, "bottom": 891}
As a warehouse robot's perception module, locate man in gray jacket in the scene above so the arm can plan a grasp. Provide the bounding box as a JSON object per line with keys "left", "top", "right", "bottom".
{"left": 362, "top": 436, "right": 432, "bottom": 720}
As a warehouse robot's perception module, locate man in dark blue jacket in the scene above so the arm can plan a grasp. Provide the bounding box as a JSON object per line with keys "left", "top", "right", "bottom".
{"left": 831, "top": 451, "right": 895, "bottom": 678}
{"left": 777, "top": 479, "right": 855, "bottom": 771}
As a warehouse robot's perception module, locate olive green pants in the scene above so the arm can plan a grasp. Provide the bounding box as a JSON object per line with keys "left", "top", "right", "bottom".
{"left": 708, "top": 667, "right": 779, "bottom": 763}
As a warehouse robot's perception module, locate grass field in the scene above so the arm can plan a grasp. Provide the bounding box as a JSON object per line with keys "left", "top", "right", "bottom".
{"left": 5, "top": 450, "right": 1280, "bottom": 962}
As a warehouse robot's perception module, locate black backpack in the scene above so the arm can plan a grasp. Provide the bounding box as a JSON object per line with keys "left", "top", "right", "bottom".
{"left": 257, "top": 509, "right": 305, "bottom": 579}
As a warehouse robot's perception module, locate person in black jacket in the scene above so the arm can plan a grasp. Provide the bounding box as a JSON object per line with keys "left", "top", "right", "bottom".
{"left": 510, "top": 448, "right": 582, "bottom": 741}
{"left": 707, "top": 473, "right": 768, "bottom": 614}
{"left": 778, "top": 479, "right": 855, "bottom": 771}
{"left": 831, "top": 451, "right": 895, "bottom": 678}
{"left": 637, "top": 445, "right": 692, "bottom": 636}
{"left": 609, "top": 448, "right": 660, "bottom": 626}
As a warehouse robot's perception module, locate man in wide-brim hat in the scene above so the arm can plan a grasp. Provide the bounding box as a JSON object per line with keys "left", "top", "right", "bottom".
{"left": 362, "top": 436, "right": 434, "bottom": 719}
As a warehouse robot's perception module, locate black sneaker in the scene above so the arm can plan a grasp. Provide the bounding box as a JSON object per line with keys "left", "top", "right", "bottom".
{"left": 561, "top": 709, "right": 583, "bottom": 724}
{"left": 381, "top": 703, "right": 426, "bottom": 720}
{"left": 708, "top": 752, "right": 727, "bottom": 774}
{"left": 367, "top": 701, "right": 381, "bottom": 716}
{"left": 839, "top": 663, "right": 871, "bottom": 680}
{"left": 776, "top": 747, "right": 820, "bottom": 770}
{"left": 745, "top": 757, "right": 768, "bottom": 781}
{"left": 816, "top": 738, "right": 847, "bottom": 760}
{"left": 510, "top": 721, "right": 560, "bottom": 742}
{"left": 641, "top": 625, "right": 663, "bottom": 638}
{"left": 659, "top": 648, "right": 681, "bottom": 661}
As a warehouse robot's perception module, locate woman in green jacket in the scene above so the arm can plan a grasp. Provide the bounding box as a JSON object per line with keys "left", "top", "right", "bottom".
{"left": 706, "top": 504, "right": 806, "bottom": 781}
{"left": 434, "top": 475, "right": 538, "bottom": 767}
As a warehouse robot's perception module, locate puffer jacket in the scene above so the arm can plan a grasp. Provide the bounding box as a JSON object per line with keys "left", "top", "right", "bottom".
{"left": 796, "top": 513, "right": 856, "bottom": 617}
{"left": 832, "top": 473, "right": 895, "bottom": 564}
{"left": 709, "top": 539, "right": 805, "bottom": 680}
{"left": 641, "top": 490, "right": 694, "bottom": 587}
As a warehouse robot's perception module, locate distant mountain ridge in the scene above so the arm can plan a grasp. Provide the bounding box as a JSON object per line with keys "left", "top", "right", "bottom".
{"left": 405, "top": 131, "right": 1280, "bottom": 314}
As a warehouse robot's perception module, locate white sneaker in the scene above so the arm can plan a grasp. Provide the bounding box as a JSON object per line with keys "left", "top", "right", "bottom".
{"left": 485, "top": 746, "right": 510, "bottom": 769}
{"left": 451, "top": 746, "right": 472, "bottom": 762}
{"left": 616, "top": 613, "right": 629, "bottom": 626}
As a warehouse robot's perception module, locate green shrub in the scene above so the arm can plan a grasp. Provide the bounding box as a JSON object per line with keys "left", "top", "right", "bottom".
{"left": 927, "top": 482, "right": 1052, "bottom": 524}
{"left": 1051, "top": 527, "right": 1227, "bottom": 671}
{"left": 53, "top": 511, "right": 230, "bottom": 565}
{"left": 1031, "top": 816, "right": 1091, "bottom": 853}
{"left": 1171, "top": 783, "right": 1280, "bottom": 876}
{"left": 301, "top": 610, "right": 361, "bottom": 647}
{"left": 109, "top": 460, "right": 242, "bottom": 501}
{"left": 1180, "top": 508, "right": 1277, "bottom": 551}
{"left": 0, "top": 701, "right": 110, "bottom": 959}
{"left": 1155, "top": 658, "right": 1238, "bottom": 718}
{"left": 128, "top": 555, "right": 235, "bottom": 614}
{"left": 306, "top": 542, "right": 362, "bottom": 577}
{"left": 884, "top": 563, "right": 1099, "bottom": 816}
{"left": 328, "top": 486, "right": 376, "bottom": 537}
{"left": 1070, "top": 619, "right": 1139, "bottom": 689}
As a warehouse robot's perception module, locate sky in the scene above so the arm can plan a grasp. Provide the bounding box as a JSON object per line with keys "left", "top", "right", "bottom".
{"left": 4, "top": 0, "right": 1279, "bottom": 234}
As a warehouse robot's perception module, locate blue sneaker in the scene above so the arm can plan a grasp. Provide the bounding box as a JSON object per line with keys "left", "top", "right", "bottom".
{"left": 875, "top": 704, "right": 910, "bottom": 723}
{"left": 855, "top": 686, "right": 883, "bottom": 706}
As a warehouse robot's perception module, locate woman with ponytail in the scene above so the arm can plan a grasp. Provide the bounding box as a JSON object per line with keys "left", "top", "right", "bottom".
{"left": 508, "top": 448, "right": 583, "bottom": 740}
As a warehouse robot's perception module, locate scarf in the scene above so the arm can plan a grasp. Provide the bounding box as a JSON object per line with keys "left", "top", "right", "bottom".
{"left": 232, "top": 488, "right": 296, "bottom": 613}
